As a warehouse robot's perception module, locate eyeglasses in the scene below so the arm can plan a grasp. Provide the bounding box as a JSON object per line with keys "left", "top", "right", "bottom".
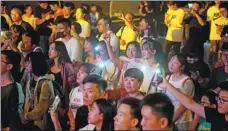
{"left": 216, "top": 96, "right": 228, "bottom": 104}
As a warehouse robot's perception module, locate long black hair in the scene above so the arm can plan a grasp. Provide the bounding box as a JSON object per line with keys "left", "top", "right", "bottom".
{"left": 92, "top": 99, "right": 116, "bottom": 131}
{"left": 49, "top": 41, "right": 71, "bottom": 67}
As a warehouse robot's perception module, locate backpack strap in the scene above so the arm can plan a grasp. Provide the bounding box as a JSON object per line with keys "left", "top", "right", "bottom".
{"left": 181, "top": 77, "right": 191, "bottom": 87}
{"left": 119, "top": 26, "right": 126, "bottom": 38}
{"left": 167, "top": 75, "right": 172, "bottom": 81}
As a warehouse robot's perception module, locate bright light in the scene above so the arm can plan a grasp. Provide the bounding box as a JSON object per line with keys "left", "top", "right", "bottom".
{"left": 95, "top": 46, "right": 99, "bottom": 51}
{"left": 98, "top": 62, "right": 105, "bottom": 68}
{"left": 156, "top": 69, "right": 161, "bottom": 74}
{"left": 142, "top": 66, "right": 147, "bottom": 71}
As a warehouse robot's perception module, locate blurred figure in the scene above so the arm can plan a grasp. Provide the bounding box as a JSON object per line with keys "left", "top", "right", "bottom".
{"left": 75, "top": 7, "right": 91, "bottom": 38}
{"left": 22, "top": 4, "right": 36, "bottom": 29}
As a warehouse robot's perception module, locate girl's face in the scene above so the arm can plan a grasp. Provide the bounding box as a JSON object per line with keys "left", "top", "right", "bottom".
{"left": 123, "top": 77, "right": 140, "bottom": 94}
{"left": 168, "top": 55, "right": 182, "bottom": 73}
{"left": 141, "top": 44, "right": 155, "bottom": 59}
{"left": 76, "top": 8, "right": 85, "bottom": 20}
{"left": 77, "top": 66, "right": 89, "bottom": 84}
{"left": 88, "top": 102, "right": 103, "bottom": 125}
{"left": 126, "top": 44, "right": 137, "bottom": 59}
{"left": 25, "top": 58, "right": 32, "bottom": 73}
{"left": 48, "top": 43, "right": 59, "bottom": 59}
{"left": 84, "top": 40, "right": 93, "bottom": 52}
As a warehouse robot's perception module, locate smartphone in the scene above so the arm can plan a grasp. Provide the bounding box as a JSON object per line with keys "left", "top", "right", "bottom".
{"left": 188, "top": 3, "right": 193, "bottom": 9}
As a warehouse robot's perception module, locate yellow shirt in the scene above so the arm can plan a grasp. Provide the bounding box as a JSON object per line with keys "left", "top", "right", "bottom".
{"left": 211, "top": 16, "right": 228, "bottom": 40}
{"left": 165, "top": 8, "right": 185, "bottom": 42}
{"left": 207, "top": 6, "right": 225, "bottom": 40}
{"left": 22, "top": 14, "right": 36, "bottom": 29}
{"left": 116, "top": 26, "right": 138, "bottom": 50}
{"left": 165, "top": 9, "right": 175, "bottom": 24}
{"left": 207, "top": 6, "right": 220, "bottom": 22}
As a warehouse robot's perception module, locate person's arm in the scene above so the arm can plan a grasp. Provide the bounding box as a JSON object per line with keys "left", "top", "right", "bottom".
{"left": 164, "top": 10, "right": 171, "bottom": 27}
{"left": 67, "top": 108, "right": 75, "bottom": 130}
{"left": 35, "top": 11, "right": 52, "bottom": 25}
{"left": 105, "top": 35, "right": 123, "bottom": 69}
{"left": 138, "top": 4, "right": 146, "bottom": 16}
{"left": 118, "top": 13, "right": 135, "bottom": 29}
{"left": 65, "top": 63, "right": 77, "bottom": 88}
{"left": 173, "top": 104, "right": 186, "bottom": 122}
{"left": 161, "top": 76, "right": 206, "bottom": 118}
{"left": 25, "top": 81, "right": 51, "bottom": 120}
{"left": 196, "top": 14, "right": 206, "bottom": 26}
{"left": 50, "top": 112, "right": 62, "bottom": 130}
{"left": 189, "top": 113, "right": 200, "bottom": 130}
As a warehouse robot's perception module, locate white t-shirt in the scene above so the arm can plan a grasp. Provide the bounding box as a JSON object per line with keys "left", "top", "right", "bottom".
{"left": 65, "top": 37, "right": 82, "bottom": 62}
{"left": 165, "top": 8, "right": 185, "bottom": 42}
{"left": 99, "top": 31, "right": 120, "bottom": 56}
{"left": 77, "top": 19, "right": 91, "bottom": 38}
{"left": 69, "top": 87, "right": 83, "bottom": 118}
{"left": 165, "top": 75, "right": 195, "bottom": 124}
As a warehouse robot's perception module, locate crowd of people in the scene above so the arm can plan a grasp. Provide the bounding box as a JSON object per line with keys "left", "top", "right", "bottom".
{"left": 1, "top": 1, "right": 228, "bottom": 131}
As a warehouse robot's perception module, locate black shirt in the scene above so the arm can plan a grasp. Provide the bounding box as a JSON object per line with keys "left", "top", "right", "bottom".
{"left": 55, "top": 14, "right": 75, "bottom": 25}
{"left": 21, "top": 21, "right": 34, "bottom": 33}
{"left": 184, "top": 14, "right": 206, "bottom": 40}
{"left": 34, "top": 6, "right": 53, "bottom": 36}
{"left": 205, "top": 107, "right": 228, "bottom": 131}
{"left": 75, "top": 105, "right": 89, "bottom": 130}
{"left": 50, "top": 71, "right": 63, "bottom": 87}
{"left": 208, "top": 66, "right": 228, "bottom": 89}
{"left": 1, "top": 82, "right": 19, "bottom": 129}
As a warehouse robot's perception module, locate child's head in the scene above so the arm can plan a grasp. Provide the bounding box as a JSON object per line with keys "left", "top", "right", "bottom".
{"left": 200, "top": 91, "right": 217, "bottom": 108}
